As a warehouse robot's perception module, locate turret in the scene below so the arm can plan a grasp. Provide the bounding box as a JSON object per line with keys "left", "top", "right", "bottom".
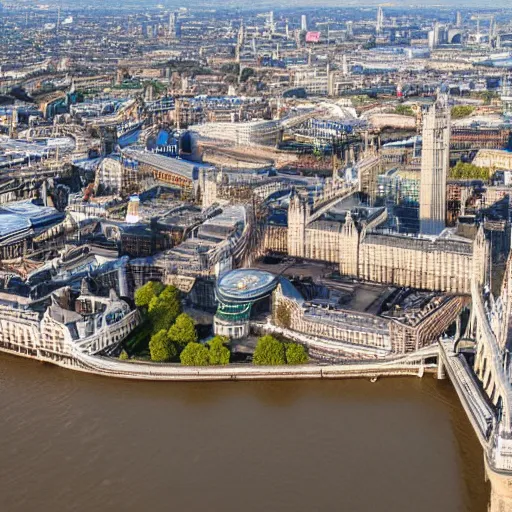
{"left": 287, "top": 189, "right": 308, "bottom": 258}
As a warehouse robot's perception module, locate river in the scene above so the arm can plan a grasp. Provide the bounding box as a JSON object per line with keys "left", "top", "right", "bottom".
{"left": 0, "top": 354, "right": 489, "bottom": 512}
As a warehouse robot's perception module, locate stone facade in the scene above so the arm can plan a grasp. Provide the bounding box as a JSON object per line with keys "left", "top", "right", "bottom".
{"left": 272, "top": 187, "right": 486, "bottom": 295}
{"left": 419, "top": 95, "right": 451, "bottom": 235}
{"left": 0, "top": 288, "right": 140, "bottom": 365}
{"left": 272, "top": 284, "right": 466, "bottom": 357}
{"left": 359, "top": 233, "right": 474, "bottom": 294}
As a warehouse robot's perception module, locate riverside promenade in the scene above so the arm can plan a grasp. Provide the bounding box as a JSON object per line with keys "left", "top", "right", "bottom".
{"left": 68, "top": 344, "right": 439, "bottom": 381}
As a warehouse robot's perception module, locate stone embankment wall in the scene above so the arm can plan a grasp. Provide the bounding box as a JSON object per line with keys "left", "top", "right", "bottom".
{"left": 0, "top": 344, "right": 435, "bottom": 382}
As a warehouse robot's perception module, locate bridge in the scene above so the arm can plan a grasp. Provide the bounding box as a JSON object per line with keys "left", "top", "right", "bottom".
{"left": 432, "top": 251, "right": 512, "bottom": 487}
{"left": 439, "top": 339, "right": 495, "bottom": 445}
{"left": 63, "top": 341, "right": 437, "bottom": 381}
{"left": 308, "top": 182, "right": 358, "bottom": 223}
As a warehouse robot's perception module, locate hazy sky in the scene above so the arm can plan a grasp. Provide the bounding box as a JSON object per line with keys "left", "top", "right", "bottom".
{"left": 31, "top": 0, "right": 512, "bottom": 7}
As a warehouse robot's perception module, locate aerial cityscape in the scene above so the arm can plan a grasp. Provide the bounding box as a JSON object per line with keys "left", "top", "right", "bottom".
{"left": 2, "top": 1, "right": 512, "bottom": 511}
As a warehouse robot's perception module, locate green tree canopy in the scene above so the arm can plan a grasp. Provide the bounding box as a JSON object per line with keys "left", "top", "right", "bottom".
{"left": 119, "top": 349, "right": 129, "bottom": 361}
{"left": 275, "top": 303, "right": 292, "bottom": 329}
{"left": 149, "top": 329, "right": 178, "bottom": 362}
{"left": 451, "top": 105, "right": 475, "bottom": 119}
{"left": 285, "top": 343, "right": 309, "bottom": 365}
{"left": 168, "top": 313, "right": 198, "bottom": 347}
{"left": 180, "top": 342, "right": 210, "bottom": 366}
{"left": 134, "top": 281, "right": 165, "bottom": 308}
{"left": 221, "top": 62, "right": 240, "bottom": 75}
{"left": 449, "top": 161, "right": 490, "bottom": 180}
{"left": 149, "top": 297, "right": 181, "bottom": 333}
{"left": 208, "top": 336, "right": 231, "bottom": 365}
{"left": 476, "top": 90, "right": 498, "bottom": 105}
{"left": 394, "top": 104, "right": 415, "bottom": 117}
{"left": 253, "top": 335, "right": 286, "bottom": 365}
{"left": 240, "top": 67, "right": 255, "bottom": 82}
{"left": 158, "top": 285, "right": 180, "bottom": 302}
{"left": 148, "top": 289, "right": 182, "bottom": 334}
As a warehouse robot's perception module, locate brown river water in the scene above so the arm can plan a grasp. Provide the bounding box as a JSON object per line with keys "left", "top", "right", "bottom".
{"left": 0, "top": 354, "right": 489, "bottom": 512}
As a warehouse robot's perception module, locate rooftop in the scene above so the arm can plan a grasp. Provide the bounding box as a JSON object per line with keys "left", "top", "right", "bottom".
{"left": 217, "top": 269, "right": 279, "bottom": 303}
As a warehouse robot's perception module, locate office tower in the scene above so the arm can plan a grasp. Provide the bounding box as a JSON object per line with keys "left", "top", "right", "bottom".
{"left": 301, "top": 14, "right": 307, "bottom": 32}
{"left": 490, "top": 16, "right": 496, "bottom": 38}
{"left": 456, "top": 11, "right": 462, "bottom": 28}
{"left": 429, "top": 21, "right": 440, "bottom": 49}
{"left": 238, "top": 20, "right": 244, "bottom": 46}
{"left": 169, "top": 12, "right": 176, "bottom": 38}
{"left": 376, "top": 7, "right": 384, "bottom": 33}
{"left": 0, "top": 1, "right": 4, "bottom": 34}
{"left": 346, "top": 21, "right": 353, "bottom": 38}
{"left": 420, "top": 94, "right": 451, "bottom": 236}
{"left": 342, "top": 54, "right": 349, "bottom": 76}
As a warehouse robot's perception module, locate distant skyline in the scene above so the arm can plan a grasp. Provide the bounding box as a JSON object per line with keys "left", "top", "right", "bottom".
{"left": 10, "top": 0, "right": 512, "bottom": 8}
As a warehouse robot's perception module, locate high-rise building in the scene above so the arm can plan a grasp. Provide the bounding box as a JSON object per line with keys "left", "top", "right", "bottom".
{"left": 169, "top": 12, "right": 176, "bottom": 38}
{"left": 456, "top": 11, "right": 462, "bottom": 28}
{"left": 376, "top": 7, "right": 384, "bottom": 34}
{"left": 126, "top": 195, "right": 141, "bottom": 224}
{"left": 501, "top": 75, "right": 512, "bottom": 116}
{"left": 490, "top": 16, "right": 496, "bottom": 39}
{"left": 301, "top": 14, "right": 307, "bottom": 32}
{"left": 420, "top": 95, "right": 451, "bottom": 236}
{"left": 342, "top": 54, "right": 349, "bottom": 76}
{"left": 346, "top": 21, "right": 353, "bottom": 38}
{"left": 238, "top": 20, "right": 244, "bottom": 47}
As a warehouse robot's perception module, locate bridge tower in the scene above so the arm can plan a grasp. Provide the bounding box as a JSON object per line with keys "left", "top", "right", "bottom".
{"left": 472, "top": 224, "right": 489, "bottom": 290}
{"left": 287, "top": 189, "right": 308, "bottom": 259}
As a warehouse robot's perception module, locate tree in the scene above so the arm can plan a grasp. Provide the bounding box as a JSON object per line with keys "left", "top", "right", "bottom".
{"left": 158, "top": 285, "right": 180, "bottom": 302}
{"left": 394, "top": 105, "right": 415, "bottom": 117}
{"left": 168, "top": 313, "right": 198, "bottom": 347}
{"left": 253, "top": 335, "right": 286, "bottom": 365}
{"left": 119, "top": 349, "right": 129, "bottom": 361}
{"left": 449, "top": 161, "right": 490, "bottom": 180}
{"left": 275, "top": 303, "right": 292, "bottom": 329}
{"left": 134, "top": 281, "right": 165, "bottom": 309}
{"left": 148, "top": 286, "right": 182, "bottom": 334}
{"left": 240, "top": 67, "right": 255, "bottom": 82}
{"left": 148, "top": 299, "right": 181, "bottom": 334}
{"left": 208, "top": 336, "right": 231, "bottom": 365}
{"left": 221, "top": 62, "right": 240, "bottom": 75}
{"left": 180, "top": 342, "right": 210, "bottom": 366}
{"left": 149, "top": 330, "right": 178, "bottom": 362}
{"left": 285, "top": 343, "right": 309, "bottom": 365}
{"left": 363, "top": 37, "right": 376, "bottom": 50}
{"left": 478, "top": 90, "right": 498, "bottom": 105}
{"left": 451, "top": 105, "right": 475, "bottom": 119}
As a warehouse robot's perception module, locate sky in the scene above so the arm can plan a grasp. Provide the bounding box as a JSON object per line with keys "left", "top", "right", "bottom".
{"left": 20, "top": 0, "right": 512, "bottom": 7}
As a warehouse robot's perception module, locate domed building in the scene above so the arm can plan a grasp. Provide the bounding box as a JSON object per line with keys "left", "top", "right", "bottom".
{"left": 214, "top": 269, "right": 301, "bottom": 339}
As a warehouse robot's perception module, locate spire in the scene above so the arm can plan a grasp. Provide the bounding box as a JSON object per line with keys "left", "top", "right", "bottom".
{"left": 80, "top": 278, "right": 91, "bottom": 295}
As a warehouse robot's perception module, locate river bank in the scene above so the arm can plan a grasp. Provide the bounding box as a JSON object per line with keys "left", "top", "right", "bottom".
{"left": 0, "top": 344, "right": 437, "bottom": 381}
